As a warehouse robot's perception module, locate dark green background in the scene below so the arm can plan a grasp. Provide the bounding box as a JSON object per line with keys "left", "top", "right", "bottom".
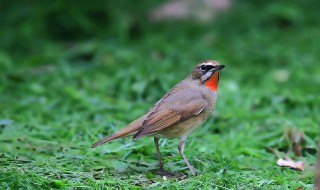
{"left": 0, "top": 0, "right": 318, "bottom": 189}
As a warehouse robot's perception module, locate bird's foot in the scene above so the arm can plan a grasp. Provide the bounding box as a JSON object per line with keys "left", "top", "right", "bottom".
{"left": 156, "top": 169, "right": 180, "bottom": 177}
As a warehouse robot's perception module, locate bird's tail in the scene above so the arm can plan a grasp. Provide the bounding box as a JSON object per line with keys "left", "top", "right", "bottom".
{"left": 91, "top": 116, "right": 145, "bottom": 148}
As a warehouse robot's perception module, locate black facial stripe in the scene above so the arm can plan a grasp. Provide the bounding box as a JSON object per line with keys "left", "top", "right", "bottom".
{"left": 206, "top": 65, "right": 214, "bottom": 71}
{"left": 200, "top": 65, "right": 215, "bottom": 72}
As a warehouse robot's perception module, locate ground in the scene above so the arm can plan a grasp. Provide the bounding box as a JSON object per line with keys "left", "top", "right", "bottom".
{"left": 0, "top": 0, "right": 319, "bottom": 189}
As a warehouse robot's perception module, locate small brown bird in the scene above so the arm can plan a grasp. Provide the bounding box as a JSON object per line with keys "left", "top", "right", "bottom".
{"left": 92, "top": 60, "right": 225, "bottom": 175}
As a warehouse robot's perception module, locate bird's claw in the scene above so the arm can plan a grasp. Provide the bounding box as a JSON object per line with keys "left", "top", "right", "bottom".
{"left": 156, "top": 169, "right": 180, "bottom": 177}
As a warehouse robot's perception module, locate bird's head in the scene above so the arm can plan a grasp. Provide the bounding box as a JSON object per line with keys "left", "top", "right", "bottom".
{"left": 190, "top": 60, "right": 225, "bottom": 91}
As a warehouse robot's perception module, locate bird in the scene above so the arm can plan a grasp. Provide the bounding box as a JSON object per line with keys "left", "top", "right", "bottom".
{"left": 92, "top": 60, "right": 225, "bottom": 176}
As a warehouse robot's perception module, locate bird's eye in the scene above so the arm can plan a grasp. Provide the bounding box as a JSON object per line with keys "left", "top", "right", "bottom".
{"left": 200, "top": 65, "right": 215, "bottom": 71}
{"left": 200, "top": 65, "right": 207, "bottom": 71}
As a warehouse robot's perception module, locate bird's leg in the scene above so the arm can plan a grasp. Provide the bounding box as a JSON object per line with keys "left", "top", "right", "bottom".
{"left": 154, "top": 137, "right": 177, "bottom": 176}
{"left": 154, "top": 137, "right": 164, "bottom": 170}
{"left": 178, "top": 137, "right": 195, "bottom": 175}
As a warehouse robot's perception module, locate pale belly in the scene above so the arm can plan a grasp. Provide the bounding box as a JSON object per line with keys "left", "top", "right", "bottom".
{"left": 153, "top": 114, "right": 209, "bottom": 139}
{"left": 146, "top": 88, "right": 216, "bottom": 139}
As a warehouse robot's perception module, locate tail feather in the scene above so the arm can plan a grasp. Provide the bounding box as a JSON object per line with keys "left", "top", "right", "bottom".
{"left": 91, "top": 115, "right": 146, "bottom": 148}
{"left": 91, "top": 133, "right": 120, "bottom": 148}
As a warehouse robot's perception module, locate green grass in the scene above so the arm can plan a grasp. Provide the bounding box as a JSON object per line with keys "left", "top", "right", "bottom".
{"left": 0, "top": 1, "right": 319, "bottom": 189}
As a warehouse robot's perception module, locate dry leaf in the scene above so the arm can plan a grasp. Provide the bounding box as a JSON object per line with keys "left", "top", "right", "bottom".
{"left": 150, "top": 0, "right": 231, "bottom": 22}
{"left": 277, "top": 157, "right": 304, "bottom": 171}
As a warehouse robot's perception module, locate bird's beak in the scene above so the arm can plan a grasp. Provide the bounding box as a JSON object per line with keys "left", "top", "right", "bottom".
{"left": 213, "top": 65, "right": 225, "bottom": 72}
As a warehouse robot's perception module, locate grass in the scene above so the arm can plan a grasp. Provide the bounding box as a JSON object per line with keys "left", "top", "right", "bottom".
{"left": 0, "top": 0, "right": 319, "bottom": 189}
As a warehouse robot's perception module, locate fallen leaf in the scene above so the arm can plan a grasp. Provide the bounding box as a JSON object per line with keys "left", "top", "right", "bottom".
{"left": 150, "top": 0, "right": 231, "bottom": 22}
{"left": 276, "top": 157, "right": 304, "bottom": 171}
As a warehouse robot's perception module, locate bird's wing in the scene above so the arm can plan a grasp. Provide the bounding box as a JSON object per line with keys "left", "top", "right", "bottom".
{"left": 133, "top": 90, "right": 207, "bottom": 139}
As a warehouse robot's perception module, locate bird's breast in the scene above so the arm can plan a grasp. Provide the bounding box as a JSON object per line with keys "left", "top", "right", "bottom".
{"left": 154, "top": 88, "right": 217, "bottom": 139}
{"left": 154, "top": 115, "right": 207, "bottom": 139}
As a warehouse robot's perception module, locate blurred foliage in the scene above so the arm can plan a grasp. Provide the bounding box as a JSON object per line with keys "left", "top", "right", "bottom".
{"left": 0, "top": 0, "right": 319, "bottom": 189}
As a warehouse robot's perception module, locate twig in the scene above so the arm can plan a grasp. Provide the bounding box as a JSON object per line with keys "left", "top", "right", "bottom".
{"left": 314, "top": 138, "right": 320, "bottom": 190}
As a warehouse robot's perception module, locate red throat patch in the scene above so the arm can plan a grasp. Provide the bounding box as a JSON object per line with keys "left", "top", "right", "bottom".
{"left": 205, "top": 71, "right": 220, "bottom": 91}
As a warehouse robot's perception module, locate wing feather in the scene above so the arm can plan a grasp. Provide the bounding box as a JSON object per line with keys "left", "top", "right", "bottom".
{"left": 133, "top": 91, "right": 206, "bottom": 139}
